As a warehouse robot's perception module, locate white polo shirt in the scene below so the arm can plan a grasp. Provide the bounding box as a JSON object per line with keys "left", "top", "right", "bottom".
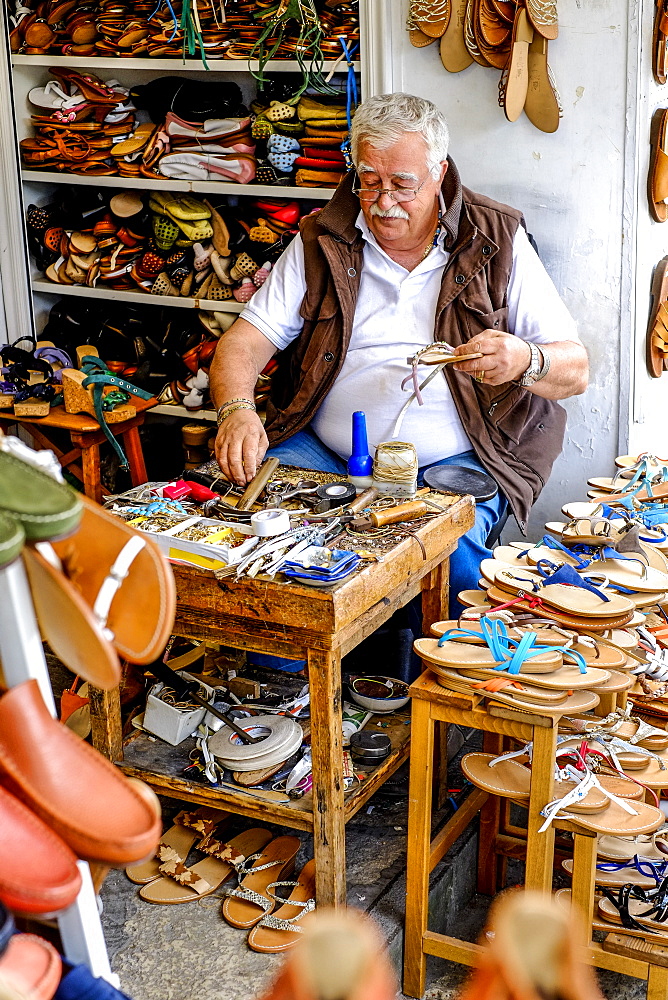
{"left": 240, "top": 213, "right": 579, "bottom": 467}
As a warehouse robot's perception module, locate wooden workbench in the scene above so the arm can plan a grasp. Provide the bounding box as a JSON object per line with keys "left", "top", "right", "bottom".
{"left": 90, "top": 493, "right": 474, "bottom": 906}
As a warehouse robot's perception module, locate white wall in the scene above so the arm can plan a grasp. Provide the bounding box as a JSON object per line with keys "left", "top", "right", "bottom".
{"left": 376, "top": 0, "right": 635, "bottom": 537}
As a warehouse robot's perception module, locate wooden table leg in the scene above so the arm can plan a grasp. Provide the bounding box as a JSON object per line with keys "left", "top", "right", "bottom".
{"left": 89, "top": 685, "right": 123, "bottom": 761}
{"left": 570, "top": 831, "right": 598, "bottom": 945}
{"left": 404, "top": 696, "right": 435, "bottom": 999}
{"left": 123, "top": 425, "right": 147, "bottom": 486}
{"left": 478, "top": 732, "right": 505, "bottom": 894}
{"left": 422, "top": 562, "right": 450, "bottom": 807}
{"left": 75, "top": 435, "right": 103, "bottom": 503}
{"left": 308, "top": 645, "right": 346, "bottom": 907}
{"left": 648, "top": 965, "right": 668, "bottom": 1000}
{"left": 525, "top": 723, "right": 557, "bottom": 891}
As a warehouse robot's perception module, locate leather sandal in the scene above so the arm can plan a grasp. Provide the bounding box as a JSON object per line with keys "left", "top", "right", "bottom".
{"left": 650, "top": 107, "right": 668, "bottom": 223}
{"left": 140, "top": 827, "right": 273, "bottom": 904}
{"left": 126, "top": 807, "right": 229, "bottom": 884}
{"left": 222, "top": 835, "right": 302, "bottom": 928}
{"left": 247, "top": 859, "right": 317, "bottom": 953}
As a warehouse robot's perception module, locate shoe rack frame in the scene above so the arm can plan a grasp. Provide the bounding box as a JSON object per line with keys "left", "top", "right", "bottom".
{"left": 0, "top": 555, "right": 118, "bottom": 983}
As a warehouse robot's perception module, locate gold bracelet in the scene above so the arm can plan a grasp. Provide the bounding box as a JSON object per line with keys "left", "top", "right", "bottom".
{"left": 216, "top": 402, "right": 255, "bottom": 427}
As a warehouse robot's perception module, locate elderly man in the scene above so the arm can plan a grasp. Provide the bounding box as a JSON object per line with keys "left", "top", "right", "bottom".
{"left": 210, "top": 92, "right": 588, "bottom": 610}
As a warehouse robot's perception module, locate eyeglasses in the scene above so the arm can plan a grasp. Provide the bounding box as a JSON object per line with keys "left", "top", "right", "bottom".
{"left": 352, "top": 171, "right": 431, "bottom": 204}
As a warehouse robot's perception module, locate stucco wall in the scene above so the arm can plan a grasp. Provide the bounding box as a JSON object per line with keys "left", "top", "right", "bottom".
{"left": 378, "top": 0, "right": 633, "bottom": 537}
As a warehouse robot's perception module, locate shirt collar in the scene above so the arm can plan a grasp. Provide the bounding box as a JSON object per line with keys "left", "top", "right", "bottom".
{"left": 355, "top": 209, "right": 448, "bottom": 254}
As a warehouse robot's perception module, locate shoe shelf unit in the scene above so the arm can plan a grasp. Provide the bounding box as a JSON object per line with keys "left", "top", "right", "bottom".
{"left": 21, "top": 171, "right": 337, "bottom": 199}
{"left": 11, "top": 55, "right": 361, "bottom": 74}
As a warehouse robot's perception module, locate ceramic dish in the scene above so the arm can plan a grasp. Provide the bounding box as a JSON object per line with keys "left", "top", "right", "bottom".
{"left": 346, "top": 675, "right": 410, "bottom": 714}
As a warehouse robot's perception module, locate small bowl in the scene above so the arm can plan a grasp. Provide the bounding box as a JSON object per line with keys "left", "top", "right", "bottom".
{"left": 346, "top": 675, "right": 410, "bottom": 714}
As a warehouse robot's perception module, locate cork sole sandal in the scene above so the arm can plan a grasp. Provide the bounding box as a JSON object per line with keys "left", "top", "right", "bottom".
{"left": 139, "top": 827, "right": 272, "bottom": 904}
{"left": 126, "top": 807, "right": 229, "bottom": 884}
{"left": 222, "top": 835, "right": 301, "bottom": 929}
{"left": 247, "top": 858, "right": 316, "bottom": 953}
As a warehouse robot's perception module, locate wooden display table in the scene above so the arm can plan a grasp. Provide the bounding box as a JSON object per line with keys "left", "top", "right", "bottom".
{"left": 403, "top": 670, "right": 668, "bottom": 1000}
{"left": 89, "top": 494, "right": 475, "bottom": 907}
{"left": 0, "top": 398, "right": 155, "bottom": 503}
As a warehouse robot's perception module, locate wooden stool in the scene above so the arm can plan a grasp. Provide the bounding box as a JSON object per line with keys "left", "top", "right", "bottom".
{"left": 0, "top": 399, "right": 155, "bottom": 503}
{"left": 403, "top": 669, "right": 668, "bottom": 1000}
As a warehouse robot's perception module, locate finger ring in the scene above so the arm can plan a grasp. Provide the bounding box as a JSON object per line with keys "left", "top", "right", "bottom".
{"left": 475, "top": 371, "right": 485, "bottom": 383}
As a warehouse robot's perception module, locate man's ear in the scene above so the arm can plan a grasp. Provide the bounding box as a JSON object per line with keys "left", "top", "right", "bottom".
{"left": 439, "top": 160, "right": 449, "bottom": 183}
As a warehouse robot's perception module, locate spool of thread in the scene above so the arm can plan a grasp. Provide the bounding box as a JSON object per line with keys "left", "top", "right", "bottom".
{"left": 372, "top": 441, "right": 419, "bottom": 497}
{"left": 347, "top": 411, "right": 373, "bottom": 491}
{"left": 250, "top": 508, "right": 291, "bottom": 536}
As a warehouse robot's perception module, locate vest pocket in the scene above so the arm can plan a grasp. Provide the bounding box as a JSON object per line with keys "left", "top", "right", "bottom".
{"left": 462, "top": 304, "right": 509, "bottom": 339}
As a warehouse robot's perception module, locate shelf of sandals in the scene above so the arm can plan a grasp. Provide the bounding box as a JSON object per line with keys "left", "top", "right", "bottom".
{"left": 8, "top": 0, "right": 360, "bottom": 66}
{"left": 406, "top": 0, "right": 562, "bottom": 134}
{"left": 413, "top": 450, "right": 668, "bottom": 958}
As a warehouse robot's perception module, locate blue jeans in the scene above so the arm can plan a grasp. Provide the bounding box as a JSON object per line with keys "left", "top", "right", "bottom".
{"left": 267, "top": 425, "right": 508, "bottom": 618}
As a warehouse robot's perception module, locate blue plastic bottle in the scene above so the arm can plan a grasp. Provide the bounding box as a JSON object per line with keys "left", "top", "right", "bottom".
{"left": 347, "top": 411, "right": 374, "bottom": 491}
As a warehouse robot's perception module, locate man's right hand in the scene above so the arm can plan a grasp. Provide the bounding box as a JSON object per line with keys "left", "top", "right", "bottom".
{"left": 214, "top": 409, "right": 269, "bottom": 485}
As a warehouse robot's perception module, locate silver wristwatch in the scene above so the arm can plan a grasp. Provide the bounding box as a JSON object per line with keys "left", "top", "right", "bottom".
{"left": 519, "top": 344, "right": 550, "bottom": 386}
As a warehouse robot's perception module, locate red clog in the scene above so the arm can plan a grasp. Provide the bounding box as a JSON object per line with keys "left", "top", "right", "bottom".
{"left": 0, "top": 680, "right": 162, "bottom": 866}
{"left": 0, "top": 785, "right": 81, "bottom": 914}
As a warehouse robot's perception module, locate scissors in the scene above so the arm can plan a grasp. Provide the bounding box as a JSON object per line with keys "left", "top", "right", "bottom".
{"left": 263, "top": 479, "right": 320, "bottom": 508}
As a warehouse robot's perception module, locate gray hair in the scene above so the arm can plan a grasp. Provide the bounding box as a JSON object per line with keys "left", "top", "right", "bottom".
{"left": 350, "top": 93, "right": 450, "bottom": 179}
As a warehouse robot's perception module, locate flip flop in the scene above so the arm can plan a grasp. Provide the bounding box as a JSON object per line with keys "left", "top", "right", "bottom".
{"left": 140, "top": 827, "right": 273, "bottom": 904}
{"left": 597, "top": 832, "right": 668, "bottom": 861}
{"left": 430, "top": 617, "right": 571, "bottom": 647}
{"left": 458, "top": 662, "right": 610, "bottom": 690}
{"left": 462, "top": 752, "right": 638, "bottom": 815}
{"left": 489, "top": 571, "right": 635, "bottom": 618}
{"left": 427, "top": 666, "right": 599, "bottom": 715}
{"left": 413, "top": 636, "right": 563, "bottom": 673}
{"left": 247, "top": 859, "right": 317, "bottom": 953}
{"left": 484, "top": 585, "right": 637, "bottom": 630}
{"left": 222, "top": 835, "right": 302, "bottom": 928}
{"left": 598, "top": 888, "right": 668, "bottom": 931}
{"left": 126, "top": 807, "right": 229, "bottom": 884}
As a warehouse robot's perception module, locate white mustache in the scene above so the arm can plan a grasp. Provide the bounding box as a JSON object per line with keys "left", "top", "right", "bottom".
{"left": 369, "top": 203, "right": 410, "bottom": 221}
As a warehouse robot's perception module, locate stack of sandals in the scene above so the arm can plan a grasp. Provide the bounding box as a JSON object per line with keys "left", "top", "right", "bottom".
{"left": 406, "top": 0, "right": 562, "bottom": 133}
{"left": 9, "top": 0, "right": 359, "bottom": 62}
{"left": 412, "top": 447, "right": 668, "bottom": 947}
{"left": 126, "top": 812, "right": 316, "bottom": 953}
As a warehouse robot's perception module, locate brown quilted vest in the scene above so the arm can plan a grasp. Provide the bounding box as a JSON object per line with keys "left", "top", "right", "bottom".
{"left": 264, "top": 158, "right": 567, "bottom": 530}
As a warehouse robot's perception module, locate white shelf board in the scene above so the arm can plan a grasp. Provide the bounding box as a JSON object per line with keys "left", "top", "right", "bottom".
{"left": 151, "top": 404, "right": 216, "bottom": 421}
{"left": 32, "top": 280, "right": 244, "bottom": 312}
{"left": 21, "top": 170, "right": 335, "bottom": 200}
{"left": 12, "top": 55, "right": 359, "bottom": 74}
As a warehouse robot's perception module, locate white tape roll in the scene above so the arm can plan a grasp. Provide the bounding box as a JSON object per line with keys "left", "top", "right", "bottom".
{"left": 250, "top": 508, "right": 291, "bottom": 536}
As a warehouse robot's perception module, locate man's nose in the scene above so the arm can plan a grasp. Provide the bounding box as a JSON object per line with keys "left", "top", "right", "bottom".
{"left": 376, "top": 189, "right": 395, "bottom": 210}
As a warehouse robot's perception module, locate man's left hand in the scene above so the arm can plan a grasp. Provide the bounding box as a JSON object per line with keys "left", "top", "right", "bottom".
{"left": 452, "top": 331, "right": 532, "bottom": 386}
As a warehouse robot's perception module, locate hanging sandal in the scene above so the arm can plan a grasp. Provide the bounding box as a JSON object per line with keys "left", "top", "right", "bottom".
{"left": 139, "top": 827, "right": 272, "bottom": 904}
{"left": 126, "top": 807, "right": 229, "bottom": 884}
{"left": 222, "top": 835, "right": 302, "bottom": 929}
{"left": 247, "top": 858, "right": 317, "bottom": 953}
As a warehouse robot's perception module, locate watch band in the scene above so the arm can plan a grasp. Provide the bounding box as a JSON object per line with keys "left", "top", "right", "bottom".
{"left": 519, "top": 343, "right": 541, "bottom": 386}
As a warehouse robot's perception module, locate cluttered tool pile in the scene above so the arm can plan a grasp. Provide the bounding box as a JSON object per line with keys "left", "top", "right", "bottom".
{"left": 104, "top": 453, "right": 460, "bottom": 587}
